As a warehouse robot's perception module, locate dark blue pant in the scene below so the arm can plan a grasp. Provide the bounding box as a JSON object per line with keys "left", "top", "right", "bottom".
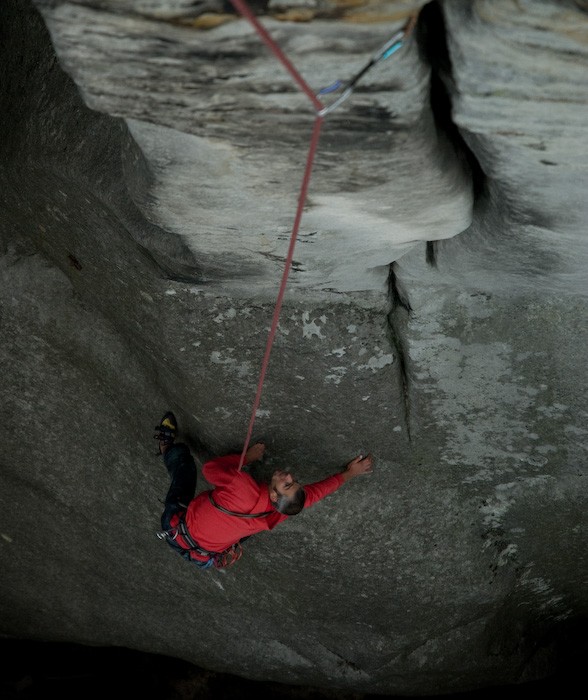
{"left": 160, "top": 443, "right": 214, "bottom": 568}
{"left": 160, "top": 442, "right": 197, "bottom": 531}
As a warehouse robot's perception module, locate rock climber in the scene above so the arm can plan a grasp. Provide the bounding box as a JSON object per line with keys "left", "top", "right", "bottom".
{"left": 154, "top": 411, "right": 374, "bottom": 569}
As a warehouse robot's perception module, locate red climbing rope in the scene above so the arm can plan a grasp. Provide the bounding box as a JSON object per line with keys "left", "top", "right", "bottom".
{"left": 238, "top": 115, "right": 323, "bottom": 470}
{"left": 229, "top": 0, "right": 324, "bottom": 112}
{"left": 229, "top": 1, "right": 417, "bottom": 469}
{"left": 228, "top": 0, "right": 325, "bottom": 470}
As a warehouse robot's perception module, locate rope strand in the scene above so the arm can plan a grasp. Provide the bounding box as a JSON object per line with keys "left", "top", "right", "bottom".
{"left": 226, "top": 1, "right": 417, "bottom": 469}
{"left": 229, "top": 0, "right": 324, "bottom": 112}
{"left": 238, "top": 115, "right": 323, "bottom": 470}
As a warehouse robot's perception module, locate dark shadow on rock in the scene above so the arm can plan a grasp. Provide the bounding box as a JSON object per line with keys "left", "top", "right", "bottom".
{"left": 0, "top": 0, "right": 204, "bottom": 285}
{"left": 415, "top": 0, "right": 487, "bottom": 268}
{"left": 0, "top": 638, "right": 583, "bottom": 700}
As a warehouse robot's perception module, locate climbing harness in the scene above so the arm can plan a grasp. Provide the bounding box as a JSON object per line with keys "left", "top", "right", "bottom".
{"left": 156, "top": 515, "right": 216, "bottom": 557}
{"left": 157, "top": 513, "right": 244, "bottom": 569}
{"left": 208, "top": 491, "right": 273, "bottom": 518}
{"left": 227, "top": 1, "right": 417, "bottom": 470}
{"left": 157, "top": 490, "right": 272, "bottom": 567}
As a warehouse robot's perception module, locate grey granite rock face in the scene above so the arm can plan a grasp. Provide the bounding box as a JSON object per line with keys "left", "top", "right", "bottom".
{"left": 434, "top": 0, "right": 588, "bottom": 298}
{"left": 1, "top": 0, "right": 587, "bottom": 696}
{"left": 32, "top": 0, "right": 473, "bottom": 294}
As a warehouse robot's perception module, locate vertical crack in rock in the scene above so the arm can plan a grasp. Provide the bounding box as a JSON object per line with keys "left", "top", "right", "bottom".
{"left": 386, "top": 262, "right": 412, "bottom": 442}
{"left": 417, "top": 0, "right": 487, "bottom": 267}
{"left": 425, "top": 240, "right": 437, "bottom": 268}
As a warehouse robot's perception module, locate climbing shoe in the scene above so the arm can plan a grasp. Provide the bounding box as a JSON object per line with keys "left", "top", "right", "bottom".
{"left": 154, "top": 411, "right": 177, "bottom": 453}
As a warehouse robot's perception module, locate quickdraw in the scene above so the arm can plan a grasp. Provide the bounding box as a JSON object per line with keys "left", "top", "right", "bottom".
{"left": 317, "top": 14, "right": 418, "bottom": 116}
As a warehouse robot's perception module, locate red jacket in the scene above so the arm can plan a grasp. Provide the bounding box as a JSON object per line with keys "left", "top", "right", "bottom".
{"left": 172, "top": 454, "right": 345, "bottom": 561}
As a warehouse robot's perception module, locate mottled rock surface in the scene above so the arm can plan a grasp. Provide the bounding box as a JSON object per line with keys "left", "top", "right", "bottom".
{"left": 1, "top": 0, "right": 586, "bottom": 696}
